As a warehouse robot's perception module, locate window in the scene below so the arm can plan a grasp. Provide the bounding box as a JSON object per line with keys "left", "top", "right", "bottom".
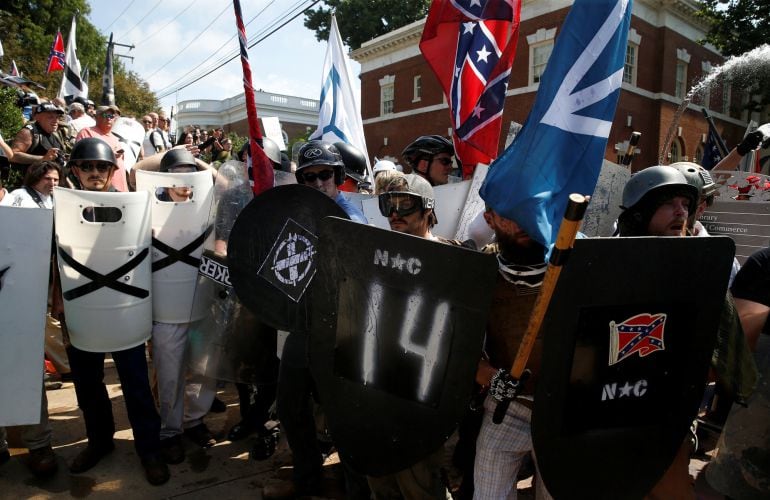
{"left": 623, "top": 43, "right": 637, "bottom": 85}
{"left": 669, "top": 139, "right": 682, "bottom": 162}
{"left": 526, "top": 27, "right": 557, "bottom": 86}
{"left": 675, "top": 61, "right": 687, "bottom": 99}
{"left": 722, "top": 83, "right": 731, "bottom": 115}
{"left": 531, "top": 42, "right": 553, "bottom": 84}
{"left": 379, "top": 74, "right": 395, "bottom": 116}
{"left": 695, "top": 144, "right": 704, "bottom": 164}
{"left": 413, "top": 75, "right": 422, "bottom": 102}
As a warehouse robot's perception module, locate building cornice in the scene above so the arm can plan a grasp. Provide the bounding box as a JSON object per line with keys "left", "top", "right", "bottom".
{"left": 351, "top": 19, "right": 426, "bottom": 63}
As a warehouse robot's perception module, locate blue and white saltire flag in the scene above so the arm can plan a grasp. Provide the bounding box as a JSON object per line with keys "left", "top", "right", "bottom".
{"left": 480, "top": 0, "right": 633, "bottom": 257}
{"left": 310, "top": 15, "right": 372, "bottom": 180}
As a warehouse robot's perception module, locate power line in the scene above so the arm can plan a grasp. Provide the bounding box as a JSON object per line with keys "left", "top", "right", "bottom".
{"left": 143, "top": 3, "right": 231, "bottom": 81}
{"left": 104, "top": 0, "right": 137, "bottom": 32}
{"left": 156, "top": 0, "right": 320, "bottom": 99}
{"left": 115, "top": 0, "right": 164, "bottom": 40}
{"left": 134, "top": 0, "right": 201, "bottom": 48}
{"left": 153, "top": 0, "right": 299, "bottom": 96}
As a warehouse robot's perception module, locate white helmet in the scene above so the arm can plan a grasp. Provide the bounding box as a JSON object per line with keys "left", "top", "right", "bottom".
{"left": 373, "top": 159, "right": 397, "bottom": 177}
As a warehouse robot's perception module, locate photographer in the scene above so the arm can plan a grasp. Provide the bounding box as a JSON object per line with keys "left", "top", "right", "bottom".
{"left": 10, "top": 102, "right": 66, "bottom": 181}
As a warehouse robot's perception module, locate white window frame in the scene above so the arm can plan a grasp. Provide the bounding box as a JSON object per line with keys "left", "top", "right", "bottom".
{"left": 526, "top": 27, "right": 557, "bottom": 86}
{"left": 379, "top": 75, "right": 395, "bottom": 116}
{"left": 412, "top": 75, "right": 422, "bottom": 103}
{"left": 675, "top": 48, "right": 690, "bottom": 100}
{"left": 623, "top": 29, "right": 641, "bottom": 86}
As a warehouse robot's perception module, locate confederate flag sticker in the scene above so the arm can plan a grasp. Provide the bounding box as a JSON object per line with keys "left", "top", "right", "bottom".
{"left": 608, "top": 313, "right": 666, "bottom": 366}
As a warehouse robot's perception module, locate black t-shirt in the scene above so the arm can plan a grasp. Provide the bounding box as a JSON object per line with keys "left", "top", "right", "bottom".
{"left": 731, "top": 247, "right": 770, "bottom": 307}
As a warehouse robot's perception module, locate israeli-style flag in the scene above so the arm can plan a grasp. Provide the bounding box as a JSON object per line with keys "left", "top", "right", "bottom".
{"left": 58, "top": 16, "right": 89, "bottom": 101}
{"left": 310, "top": 15, "right": 372, "bottom": 179}
{"left": 480, "top": 0, "right": 633, "bottom": 257}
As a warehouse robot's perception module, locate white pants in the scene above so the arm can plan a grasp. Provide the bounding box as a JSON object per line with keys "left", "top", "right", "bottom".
{"left": 151, "top": 322, "right": 216, "bottom": 439}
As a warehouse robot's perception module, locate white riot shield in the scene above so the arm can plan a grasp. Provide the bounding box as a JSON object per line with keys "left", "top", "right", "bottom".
{"left": 54, "top": 188, "right": 152, "bottom": 352}
{"left": 0, "top": 207, "right": 52, "bottom": 426}
{"left": 113, "top": 117, "right": 147, "bottom": 171}
{"left": 136, "top": 170, "right": 215, "bottom": 323}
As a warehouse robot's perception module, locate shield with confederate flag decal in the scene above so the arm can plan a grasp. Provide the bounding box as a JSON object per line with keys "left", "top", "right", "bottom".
{"left": 420, "top": 0, "right": 521, "bottom": 176}
{"left": 532, "top": 236, "right": 735, "bottom": 499}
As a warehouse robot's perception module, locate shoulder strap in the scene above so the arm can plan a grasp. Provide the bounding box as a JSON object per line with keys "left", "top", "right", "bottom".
{"left": 23, "top": 186, "right": 47, "bottom": 209}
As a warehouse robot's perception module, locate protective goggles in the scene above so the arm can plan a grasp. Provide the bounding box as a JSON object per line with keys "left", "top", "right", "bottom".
{"left": 378, "top": 192, "right": 424, "bottom": 217}
{"left": 300, "top": 169, "right": 335, "bottom": 183}
{"left": 77, "top": 162, "right": 113, "bottom": 173}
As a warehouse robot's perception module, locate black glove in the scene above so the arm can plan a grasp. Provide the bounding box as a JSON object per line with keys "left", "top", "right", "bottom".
{"left": 489, "top": 368, "right": 519, "bottom": 402}
{"left": 737, "top": 130, "right": 763, "bottom": 156}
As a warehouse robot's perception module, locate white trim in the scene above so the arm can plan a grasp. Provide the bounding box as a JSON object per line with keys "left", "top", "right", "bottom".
{"left": 528, "top": 40, "right": 554, "bottom": 86}
{"left": 676, "top": 48, "right": 691, "bottom": 63}
{"left": 525, "top": 27, "right": 557, "bottom": 45}
{"left": 379, "top": 74, "right": 395, "bottom": 86}
{"left": 627, "top": 27, "right": 642, "bottom": 45}
{"left": 412, "top": 74, "right": 422, "bottom": 103}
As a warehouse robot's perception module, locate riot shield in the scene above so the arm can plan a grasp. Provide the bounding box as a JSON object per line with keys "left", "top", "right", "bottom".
{"left": 228, "top": 184, "right": 347, "bottom": 333}
{"left": 136, "top": 169, "right": 214, "bottom": 323}
{"left": 0, "top": 207, "right": 53, "bottom": 426}
{"left": 532, "top": 236, "right": 736, "bottom": 499}
{"left": 309, "top": 217, "right": 498, "bottom": 475}
{"left": 187, "top": 161, "right": 279, "bottom": 384}
{"left": 54, "top": 187, "right": 153, "bottom": 352}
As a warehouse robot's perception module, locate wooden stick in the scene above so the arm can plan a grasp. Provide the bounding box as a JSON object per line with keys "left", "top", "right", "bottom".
{"left": 492, "top": 193, "right": 590, "bottom": 424}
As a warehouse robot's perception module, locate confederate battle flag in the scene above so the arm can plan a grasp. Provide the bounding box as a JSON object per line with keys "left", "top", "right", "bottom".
{"left": 609, "top": 313, "right": 667, "bottom": 366}
{"left": 420, "top": 0, "right": 521, "bottom": 177}
{"left": 47, "top": 30, "right": 65, "bottom": 73}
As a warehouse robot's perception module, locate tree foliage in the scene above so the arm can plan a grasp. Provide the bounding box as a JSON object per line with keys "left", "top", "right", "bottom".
{"left": 0, "top": 87, "right": 25, "bottom": 140}
{"left": 304, "top": 0, "right": 431, "bottom": 50}
{"left": 697, "top": 0, "right": 770, "bottom": 57}
{"left": 0, "top": 0, "right": 158, "bottom": 117}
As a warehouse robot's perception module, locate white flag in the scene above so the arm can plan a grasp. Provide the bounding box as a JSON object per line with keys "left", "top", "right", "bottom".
{"left": 310, "top": 15, "right": 372, "bottom": 179}
{"left": 58, "top": 16, "right": 88, "bottom": 101}
{"left": 0, "top": 39, "right": 4, "bottom": 58}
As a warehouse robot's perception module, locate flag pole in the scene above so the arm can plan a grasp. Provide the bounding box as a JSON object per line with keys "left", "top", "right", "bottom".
{"left": 492, "top": 193, "right": 589, "bottom": 424}
{"left": 232, "top": 0, "right": 274, "bottom": 195}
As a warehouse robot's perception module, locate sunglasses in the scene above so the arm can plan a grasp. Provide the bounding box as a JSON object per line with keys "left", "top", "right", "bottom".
{"left": 77, "top": 162, "right": 112, "bottom": 173}
{"left": 142, "top": 120, "right": 152, "bottom": 124}
{"left": 101, "top": 113, "right": 116, "bottom": 119}
{"left": 432, "top": 157, "right": 452, "bottom": 166}
{"left": 378, "top": 192, "right": 423, "bottom": 217}
{"left": 300, "top": 169, "right": 335, "bottom": 183}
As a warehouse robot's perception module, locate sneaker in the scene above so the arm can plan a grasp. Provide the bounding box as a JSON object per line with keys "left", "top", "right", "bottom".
{"left": 27, "top": 445, "right": 58, "bottom": 477}
{"left": 140, "top": 453, "right": 170, "bottom": 486}
{"left": 69, "top": 442, "right": 115, "bottom": 473}
{"left": 184, "top": 423, "right": 216, "bottom": 448}
{"left": 159, "top": 436, "right": 185, "bottom": 465}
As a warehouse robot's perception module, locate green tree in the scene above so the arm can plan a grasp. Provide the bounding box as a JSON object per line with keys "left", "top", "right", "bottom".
{"left": 697, "top": 0, "right": 769, "bottom": 57}
{"left": 0, "top": 87, "right": 25, "bottom": 140}
{"left": 0, "top": 0, "right": 158, "bottom": 117}
{"left": 304, "top": 0, "right": 431, "bottom": 50}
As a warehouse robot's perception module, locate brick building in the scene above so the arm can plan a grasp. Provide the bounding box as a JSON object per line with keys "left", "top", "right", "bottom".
{"left": 351, "top": 0, "right": 753, "bottom": 172}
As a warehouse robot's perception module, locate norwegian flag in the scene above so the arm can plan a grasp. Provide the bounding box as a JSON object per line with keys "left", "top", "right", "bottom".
{"left": 609, "top": 313, "right": 667, "bottom": 366}
{"left": 420, "top": 0, "right": 521, "bottom": 178}
{"left": 47, "top": 30, "right": 65, "bottom": 73}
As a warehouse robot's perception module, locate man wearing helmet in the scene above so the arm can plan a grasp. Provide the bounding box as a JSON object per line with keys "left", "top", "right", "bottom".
{"left": 334, "top": 141, "right": 370, "bottom": 193}
{"left": 295, "top": 140, "right": 366, "bottom": 223}
{"left": 52, "top": 137, "right": 169, "bottom": 485}
{"left": 616, "top": 165, "right": 755, "bottom": 499}
{"left": 401, "top": 135, "right": 455, "bottom": 186}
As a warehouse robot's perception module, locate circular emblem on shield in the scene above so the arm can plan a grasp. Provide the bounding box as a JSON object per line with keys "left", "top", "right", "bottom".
{"left": 271, "top": 232, "right": 316, "bottom": 286}
{"left": 304, "top": 147, "right": 323, "bottom": 159}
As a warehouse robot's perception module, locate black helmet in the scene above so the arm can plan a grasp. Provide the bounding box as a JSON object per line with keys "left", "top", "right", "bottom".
{"left": 669, "top": 161, "right": 717, "bottom": 199}
{"left": 160, "top": 148, "right": 197, "bottom": 172}
{"left": 334, "top": 142, "right": 367, "bottom": 181}
{"left": 401, "top": 135, "right": 454, "bottom": 168}
{"left": 68, "top": 138, "right": 116, "bottom": 166}
{"left": 296, "top": 140, "right": 345, "bottom": 185}
{"left": 621, "top": 165, "right": 698, "bottom": 210}
{"left": 238, "top": 137, "right": 282, "bottom": 168}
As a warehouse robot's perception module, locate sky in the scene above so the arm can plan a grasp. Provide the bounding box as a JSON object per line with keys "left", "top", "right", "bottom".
{"left": 86, "top": 0, "right": 362, "bottom": 115}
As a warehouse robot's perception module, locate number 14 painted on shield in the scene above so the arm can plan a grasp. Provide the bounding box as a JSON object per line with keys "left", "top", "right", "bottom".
{"left": 362, "top": 282, "right": 450, "bottom": 403}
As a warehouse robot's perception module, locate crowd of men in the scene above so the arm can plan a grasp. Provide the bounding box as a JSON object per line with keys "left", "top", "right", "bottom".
{"left": 1, "top": 93, "right": 768, "bottom": 500}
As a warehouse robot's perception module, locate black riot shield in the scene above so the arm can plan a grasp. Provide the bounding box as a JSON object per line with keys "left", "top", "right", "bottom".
{"left": 532, "top": 236, "right": 736, "bottom": 500}
{"left": 310, "top": 217, "right": 498, "bottom": 476}
{"left": 228, "top": 185, "right": 347, "bottom": 332}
